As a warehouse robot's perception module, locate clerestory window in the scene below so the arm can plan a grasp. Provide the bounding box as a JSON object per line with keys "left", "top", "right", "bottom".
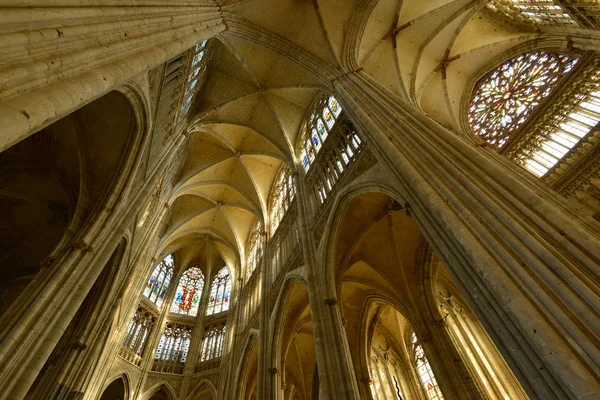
{"left": 268, "top": 166, "right": 296, "bottom": 235}
{"left": 469, "top": 51, "right": 600, "bottom": 177}
{"left": 199, "top": 323, "right": 227, "bottom": 362}
{"left": 143, "top": 255, "right": 174, "bottom": 308}
{"left": 170, "top": 266, "right": 204, "bottom": 317}
{"left": 246, "top": 221, "right": 263, "bottom": 281}
{"left": 206, "top": 267, "right": 231, "bottom": 315}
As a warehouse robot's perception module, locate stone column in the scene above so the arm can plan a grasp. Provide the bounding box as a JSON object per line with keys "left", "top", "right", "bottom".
{"left": 258, "top": 230, "right": 281, "bottom": 399}
{"left": 0, "top": 2, "right": 226, "bottom": 152}
{"left": 334, "top": 71, "right": 600, "bottom": 400}
{"left": 295, "top": 174, "right": 361, "bottom": 400}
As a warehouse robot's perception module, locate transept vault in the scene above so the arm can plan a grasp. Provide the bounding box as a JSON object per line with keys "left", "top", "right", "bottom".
{"left": 0, "top": 1, "right": 599, "bottom": 400}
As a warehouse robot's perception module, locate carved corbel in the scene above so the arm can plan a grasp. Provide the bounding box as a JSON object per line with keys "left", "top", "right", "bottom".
{"left": 71, "top": 341, "right": 87, "bottom": 351}
{"left": 403, "top": 202, "right": 412, "bottom": 217}
{"left": 324, "top": 298, "right": 337, "bottom": 306}
{"left": 72, "top": 241, "right": 93, "bottom": 253}
{"left": 40, "top": 257, "right": 56, "bottom": 269}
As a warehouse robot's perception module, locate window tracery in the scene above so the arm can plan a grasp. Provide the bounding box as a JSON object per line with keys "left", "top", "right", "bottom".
{"left": 246, "top": 222, "right": 263, "bottom": 281}
{"left": 300, "top": 96, "right": 344, "bottom": 171}
{"left": 469, "top": 51, "right": 579, "bottom": 148}
{"left": 206, "top": 267, "right": 231, "bottom": 315}
{"left": 178, "top": 40, "right": 209, "bottom": 123}
{"left": 511, "top": 65, "right": 600, "bottom": 177}
{"left": 121, "top": 306, "right": 156, "bottom": 362}
{"left": 199, "top": 323, "right": 227, "bottom": 362}
{"left": 170, "top": 266, "right": 204, "bottom": 316}
{"left": 268, "top": 166, "right": 296, "bottom": 235}
{"left": 153, "top": 322, "right": 193, "bottom": 373}
{"left": 486, "top": 0, "right": 579, "bottom": 26}
{"left": 370, "top": 347, "right": 405, "bottom": 400}
{"left": 144, "top": 255, "right": 174, "bottom": 308}
{"left": 411, "top": 332, "right": 444, "bottom": 400}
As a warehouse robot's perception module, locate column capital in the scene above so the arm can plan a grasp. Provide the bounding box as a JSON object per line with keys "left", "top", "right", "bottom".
{"left": 72, "top": 241, "right": 93, "bottom": 253}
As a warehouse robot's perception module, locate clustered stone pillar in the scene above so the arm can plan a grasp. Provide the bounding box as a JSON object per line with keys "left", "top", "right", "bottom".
{"left": 295, "top": 173, "right": 362, "bottom": 399}
{"left": 334, "top": 70, "right": 600, "bottom": 399}
{"left": 0, "top": 2, "right": 226, "bottom": 152}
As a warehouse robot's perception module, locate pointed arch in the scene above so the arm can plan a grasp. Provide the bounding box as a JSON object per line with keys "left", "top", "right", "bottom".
{"left": 100, "top": 372, "right": 131, "bottom": 400}
{"left": 142, "top": 382, "right": 177, "bottom": 400}
{"left": 188, "top": 379, "right": 218, "bottom": 400}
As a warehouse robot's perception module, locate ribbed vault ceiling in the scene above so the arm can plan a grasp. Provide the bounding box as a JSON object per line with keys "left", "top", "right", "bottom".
{"left": 160, "top": 0, "right": 576, "bottom": 274}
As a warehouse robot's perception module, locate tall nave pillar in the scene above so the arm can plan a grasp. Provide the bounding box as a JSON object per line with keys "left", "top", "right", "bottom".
{"left": 333, "top": 70, "right": 600, "bottom": 400}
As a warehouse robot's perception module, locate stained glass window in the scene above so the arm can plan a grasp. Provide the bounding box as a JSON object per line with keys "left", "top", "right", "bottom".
{"left": 178, "top": 40, "right": 210, "bottom": 123}
{"left": 144, "top": 255, "right": 174, "bottom": 308}
{"left": 121, "top": 306, "right": 156, "bottom": 357}
{"left": 370, "top": 348, "right": 404, "bottom": 400}
{"left": 518, "top": 72, "right": 600, "bottom": 177}
{"left": 154, "top": 322, "right": 192, "bottom": 365}
{"left": 469, "top": 51, "right": 579, "bottom": 148}
{"left": 200, "top": 323, "right": 227, "bottom": 362}
{"left": 412, "top": 332, "right": 444, "bottom": 400}
{"left": 246, "top": 222, "right": 263, "bottom": 281}
{"left": 206, "top": 267, "right": 231, "bottom": 315}
{"left": 268, "top": 165, "right": 296, "bottom": 234}
{"left": 300, "top": 95, "right": 344, "bottom": 171}
{"left": 170, "top": 266, "right": 204, "bottom": 316}
{"left": 486, "top": 0, "right": 579, "bottom": 26}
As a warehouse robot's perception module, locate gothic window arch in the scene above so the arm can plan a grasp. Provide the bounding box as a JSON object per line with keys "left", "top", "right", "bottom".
{"left": 178, "top": 40, "right": 210, "bottom": 123}
{"left": 120, "top": 306, "right": 156, "bottom": 364}
{"left": 144, "top": 255, "right": 174, "bottom": 308}
{"left": 153, "top": 322, "right": 193, "bottom": 373}
{"left": 170, "top": 266, "right": 204, "bottom": 317}
{"left": 206, "top": 267, "right": 231, "bottom": 315}
{"left": 369, "top": 347, "right": 405, "bottom": 400}
{"left": 411, "top": 332, "right": 444, "bottom": 400}
{"left": 268, "top": 165, "right": 296, "bottom": 235}
{"left": 298, "top": 94, "right": 364, "bottom": 207}
{"left": 469, "top": 51, "right": 579, "bottom": 148}
{"left": 246, "top": 221, "right": 263, "bottom": 281}
{"left": 469, "top": 50, "right": 600, "bottom": 178}
{"left": 199, "top": 323, "right": 227, "bottom": 362}
{"left": 300, "top": 95, "right": 344, "bottom": 171}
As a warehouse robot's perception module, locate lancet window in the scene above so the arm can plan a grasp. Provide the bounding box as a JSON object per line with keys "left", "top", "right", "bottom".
{"left": 469, "top": 51, "right": 579, "bottom": 148}
{"left": 121, "top": 306, "right": 156, "bottom": 358}
{"left": 206, "top": 267, "right": 231, "bottom": 315}
{"left": 246, "top": 222, "right": 263, "bottom": 280}
{"left": 268, "top": 166, "right": 296, "bottom": 234}
{"left": 170, "top": 266, "right": 204, "bottom": 317}
{"left": 178, "top": 40, "right": 210, "bottom": 122}
{"left": 143, "top": 255, "right": 174, "bottom": 308}
{"left": 153, "top": 322, "right": 193, "bottom": 372}
{"left": 300, "top": 96, "right": 343, "bottom": 171}
{"left": 370, "top": 347, "right": 405, "bottom": 400}
{"left": 412, "top": 332, "right": 444, "bottom": 400}
{"left": 199, "top": 323, "right": 227, "bottom": 362}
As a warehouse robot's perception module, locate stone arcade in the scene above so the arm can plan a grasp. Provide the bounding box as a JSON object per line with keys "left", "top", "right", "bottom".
{"left": 0, "top": 1, "right": 599, "bottom": 399}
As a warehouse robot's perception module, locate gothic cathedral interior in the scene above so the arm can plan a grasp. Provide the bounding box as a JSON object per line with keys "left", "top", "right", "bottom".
{"left": 0, "top": 1, "right": 599, "bottom": 400}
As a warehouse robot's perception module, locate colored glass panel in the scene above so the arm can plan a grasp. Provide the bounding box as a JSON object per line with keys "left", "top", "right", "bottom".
{"left": 144, "top": 255, "right": 174, "bottom": 308}
{"left": 469, "top": 51, "right": 578, "bottom": 148}
{"left": 170, "top": 267, "right": 204, "bottom": 316}
{"left": 206, "top": 268, "right": 231, "bottom": 315}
